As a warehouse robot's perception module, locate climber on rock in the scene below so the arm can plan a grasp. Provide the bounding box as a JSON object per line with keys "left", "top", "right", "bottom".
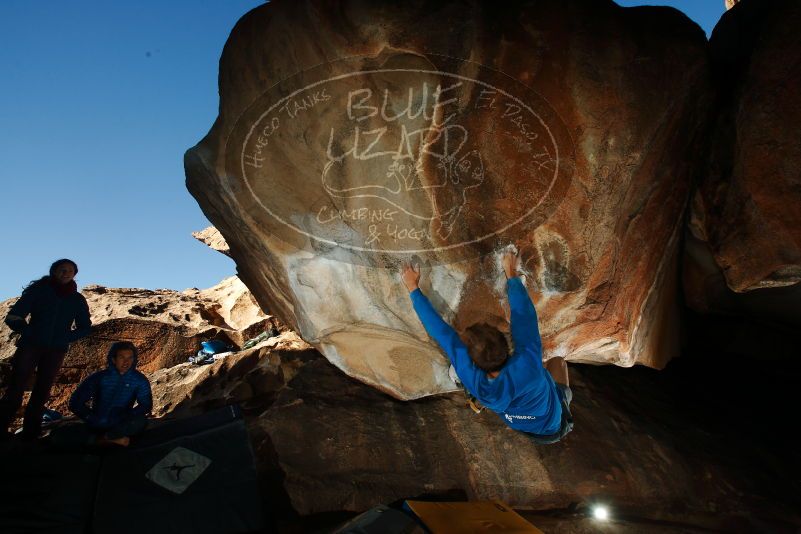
{"left": 68, "top": 341, "right": 152, "bottom": 447}
{"left": 401, "top": 248, "right": 573, "bottom": 444}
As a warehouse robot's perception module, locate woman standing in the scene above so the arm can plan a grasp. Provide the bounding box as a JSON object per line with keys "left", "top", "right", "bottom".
{"left": 0, "top": 259, "right": 91, "bottom": 440}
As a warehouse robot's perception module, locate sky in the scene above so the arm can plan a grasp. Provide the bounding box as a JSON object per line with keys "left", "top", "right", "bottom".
{"left": 0, "top": 1, "right": 726, "bottom": 301}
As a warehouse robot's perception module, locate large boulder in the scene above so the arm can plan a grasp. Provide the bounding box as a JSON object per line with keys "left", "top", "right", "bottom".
{"left": 0, "top": 277, "right": 280, "bottom": 416}
{"left": 683, "top": 0, "right": 801, "bottom": 342}
{"left": 185, "top": 0, "right": 711, "bottom": 399}
{"left": 690, "top": 0, "right": 801, "bottom": 297}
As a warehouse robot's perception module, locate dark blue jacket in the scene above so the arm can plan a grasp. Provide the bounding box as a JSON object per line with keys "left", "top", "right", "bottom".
{"left": 69, "top": 344, "right": 153, "bottom": 429}
{"left": 410, "top": 276, "right": 562, "bottom": 435}
{"left": 5, "top": 281, "right": 91, "bottom": 351}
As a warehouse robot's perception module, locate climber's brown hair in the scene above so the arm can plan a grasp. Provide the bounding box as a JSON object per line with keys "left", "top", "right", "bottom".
{"left": 462, "top": 322, "right": 510, "bottom": 373}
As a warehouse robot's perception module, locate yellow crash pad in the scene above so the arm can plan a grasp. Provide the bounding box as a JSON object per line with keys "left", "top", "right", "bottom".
{"left": 405, "top": 500, "right": 543, "bottom": 533}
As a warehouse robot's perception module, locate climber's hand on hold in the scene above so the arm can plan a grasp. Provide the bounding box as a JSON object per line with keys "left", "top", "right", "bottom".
{"left": 502, "top": 248, "right": 519, "bottom": 279}
{"left": 401, "top": 262, "right": 421, "bottom": 292}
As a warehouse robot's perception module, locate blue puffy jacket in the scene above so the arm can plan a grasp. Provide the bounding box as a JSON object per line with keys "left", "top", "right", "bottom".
{"left": 5, "top": 280, "right": 91, "bottom": 351}
{"left": 69, "top": 343, "right": 152, "bottom": 429}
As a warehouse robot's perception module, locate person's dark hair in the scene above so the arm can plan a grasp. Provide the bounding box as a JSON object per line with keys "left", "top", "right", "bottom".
{"left": 462, "top": 322, "right": 510, "bottom": 373}
{"left": 23, "top": 258, "right": 80, "bottom": 291}
{"left": 49, "top": 258, "right": 78, "bottom": 277}
{"left": 109, "top": 341, "right": 137, "bottom": 360}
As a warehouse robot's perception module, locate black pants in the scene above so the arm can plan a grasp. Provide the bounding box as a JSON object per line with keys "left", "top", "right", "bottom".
{"left": 49, "top": 414, "right": 149, "bottom": 450}
{"left": 0, "top": 344, "right": 66, "bottom": 438}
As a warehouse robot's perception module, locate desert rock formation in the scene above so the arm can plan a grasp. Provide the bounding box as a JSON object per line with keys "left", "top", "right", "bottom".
{"left": 682, "top": 0, "right": 801, "bottom": 335}
{"left": 185, "top": 0, "right": 711, "bottom": 399}
{"left": 689, "top": 0, "right": 801, "bottom": 296}
{"left": 0, "top": 277, "right": 280, "bottom": 416}
{"left": 192, "top": 226, "right": 231, "bottom": 256}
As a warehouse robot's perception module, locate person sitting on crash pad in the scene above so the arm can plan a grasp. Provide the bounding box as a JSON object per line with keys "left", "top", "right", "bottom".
{"left": 68, "top": 341, "right": 152, "bottom": 446}
{"left": 401, "top": 248, "right": 573, "bottom": 445}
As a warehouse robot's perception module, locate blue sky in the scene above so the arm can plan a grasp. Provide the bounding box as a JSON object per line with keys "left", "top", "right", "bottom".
{"left": 0, "top": 1, "right": 725, "bottom": 301}
{"left": 615, "top": 0, "right": 726, "bottom": 35}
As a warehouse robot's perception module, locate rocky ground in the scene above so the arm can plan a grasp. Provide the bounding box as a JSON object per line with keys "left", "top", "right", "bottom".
{"left": 148, "top": 326, "right": 800, "bottom": 533}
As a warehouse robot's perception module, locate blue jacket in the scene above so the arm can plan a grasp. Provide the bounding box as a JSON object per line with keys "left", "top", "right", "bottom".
{"left": 410, "top": 276, "right": 562, "bottom": 434}
{"left": 5, "top": 281, "right": 91, "bottom": 351}
{"left": 69, "top": 344, "right": 153, "bottom": 429}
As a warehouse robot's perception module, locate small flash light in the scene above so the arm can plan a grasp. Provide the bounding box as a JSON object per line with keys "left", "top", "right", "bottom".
{"left": 592, "top": 505, "right": 610, "bottom": 521}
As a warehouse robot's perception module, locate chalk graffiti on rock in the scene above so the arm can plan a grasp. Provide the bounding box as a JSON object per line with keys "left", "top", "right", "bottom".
{"left": 233, "top": 67, "right": 569, "bottom": 256}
